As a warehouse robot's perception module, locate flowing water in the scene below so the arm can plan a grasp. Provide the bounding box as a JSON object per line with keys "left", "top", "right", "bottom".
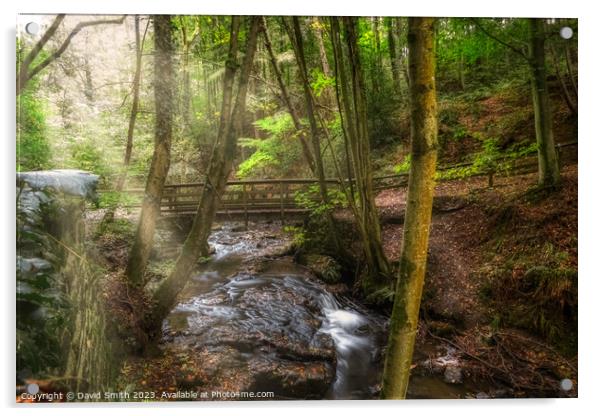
{"left": 163, "top": 224, "right": 479, "bottom": 400}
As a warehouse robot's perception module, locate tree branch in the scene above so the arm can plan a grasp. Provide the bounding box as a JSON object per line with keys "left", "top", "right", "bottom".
{"left": 17, "top": 15, "right": 126, "bottom": 95}
{"left": 471, "top": 18, "right": 530, "bottom": 62}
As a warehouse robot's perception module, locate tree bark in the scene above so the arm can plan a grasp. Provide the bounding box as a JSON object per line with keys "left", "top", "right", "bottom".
{"left": 125, "top": 15, "right": 174, "bottom": 287}
{"left": 150, "top": 16, "right": 260, "bottom": 325}
{"left": 101, "top": 16, "right": 148, "bottom": 225}
{"left": 260, "top": 17, "right": 315, "bottom": 173}
{"left": 550, "top": 44, "right": 577, "bottom": 115}
{"left": 386, "top": 18, "right": 402, "bottom": 96}
{"left": 381, "top": 17, "right": 438, "bottom": 399}
{"left": 180, "top": 16, "right": 200, "bottom": 131}
{"left": 330, "top": 17, "right": 390, "bottom": 284}
{"left": 528, "top": 18, "right": 560, "bottom": 186}
{"left": 118, "top": 15, "right": 145, "bottom": 192}
{"left": 311, "top": 17, "right": 335, "bottom": 108}
{"left": 471, "top": 18, "right": 561, "bottom": 187}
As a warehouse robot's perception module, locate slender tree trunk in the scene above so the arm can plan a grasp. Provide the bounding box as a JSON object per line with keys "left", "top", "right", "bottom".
{"left": 117, "top": 15, "right": 144, "bottom": 192}
{"left": 370, "top": 17, "right": 383, "bottom": 95}
{"left": 311, "top": 17, "right": 335, "bottom": 108}
{"left": 313, "top": 17, "right": 332, "bottom": 79}
{"left": 550, "top": 44, "right": 577, "bottom": 115}
{"left": 458, "top": 51, "right": 466, "bottom": 90}
{"left": 17, "top": 15, "right": 126, "bottom": 95}
{"left": 125, "top": 15, "right": 174, "bottom": 287}
{"left": 564, "top": 42, "right": 578, "bottom": 99}
{"left": 394, "top": 18, "right": 411, "bottom": 88}
{"left": 180, "top": 17, "right": 200, "bottom": 131}
{"left": 102, "top": 16, "right": 147, "bottom": 224}
{"left": 528, "top": 18, "right": 560, "bottom": 186}
{"left": 330, "top": 17, "right": 390, "bottom": 284}
{"left": 261, "top": 17, "right": 315, "bottom": 173}
{"left": 386, "top": 17, "right": 402, "bottom": 96}
{"left": 344, "top": 17, "right": 390, "bottom": 281}
{"left": 381, "top": 17, "right": 438, "bottom": 399}
{"left": 151, "top": 16, "right": 260, "bottom": 325}
{"left": 286, "top": 16, "right": 343, "bottom": 255}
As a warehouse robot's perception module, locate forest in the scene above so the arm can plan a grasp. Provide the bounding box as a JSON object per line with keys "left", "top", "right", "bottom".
{"left": 16, "top": 14, "right": 577, "bottom": 401}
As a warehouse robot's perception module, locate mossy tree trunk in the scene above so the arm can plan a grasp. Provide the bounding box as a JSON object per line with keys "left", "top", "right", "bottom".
{"left": 381, "top": 17, "right": 438, "bottom": 399}
{"left": 125, "top": 15, "right": 174, "bottom": 287}
{"left": 528, "top": 18, "right": 560, "bottom": 187}
{"left": 150, "top": 16, "right": 260, "bottom": 326}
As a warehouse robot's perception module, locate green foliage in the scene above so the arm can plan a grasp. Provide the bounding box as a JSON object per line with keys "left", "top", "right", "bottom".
{"left": 237, "top": 143, "right": 279, "bottom": 177}
{"left": 17, "top": 85, "right": 51, "bottom": 171}
{"left": 96, "top": 217, "right": 135, "bottom": 239}
{"left": 97, "top": 190, "right": 140, "bottom": 211}
{"left": 472, "top": 137, "right": 501, "bottom": 173}
{"left": 393, "top": 154, "right": 412, "bottom": 174}
{"left": 310, "top": 69, "right": 335, "bottom": 97}
{"left": 294, "top": 184, "right": 347, "bottom": 217}
{"left": 237, "top": 112, "right": 302, "bottom": 178}
{"left": 67, "top": 138, "right": 111, "bottom": 178}
{"left": 283, "top": 225, "right": 306, "bottom": 247}
{"left": 436, "top": 137, "right": 538, "bottom": 181}
{"left": 147, "top": 259, "right": 176, "bottom": 278}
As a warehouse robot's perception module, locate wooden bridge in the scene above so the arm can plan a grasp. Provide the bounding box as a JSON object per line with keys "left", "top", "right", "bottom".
{"left": 143, "top": 175, "right": 408, "bottom": 222}
{"left": 116, "top": 140, "right": 576, "bottom": 223}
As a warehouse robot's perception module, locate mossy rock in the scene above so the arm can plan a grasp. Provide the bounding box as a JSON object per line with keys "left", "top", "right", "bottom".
{"left": 305, "top": 254, "right": 342, "bottom": 284}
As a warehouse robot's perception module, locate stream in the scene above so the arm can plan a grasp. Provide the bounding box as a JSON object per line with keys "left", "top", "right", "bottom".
{"left": 161, "top": 223, "right": 481, "bottom": 400}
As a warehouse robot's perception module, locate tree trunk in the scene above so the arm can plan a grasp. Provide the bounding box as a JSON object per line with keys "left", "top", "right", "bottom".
{"left": 118, "top": 15, "right": 144, "bottom": 192}
{"left": 330, "top": 17, "right": 390, "bottom": 284}
{"left": 125, "top": 15, "right": 174, "bottom": 287}
{"left": 381, "top": 17, "right": 438, "bottom": 399}
{"left": 180, "top": 17, "right": 200, "bottom": 131}
{"left": 564, "top": 42, "right": 578, "bottom": 99}
{"left": 528, "top": 18, "right": 560, "bottom": 187}
{"left": 102, "top": 16, "right": 146, "bottom": 224}
{"left": 394, "top": 18, "right": 411, "bottom": 88}
{"left": 345, "top": 17, "right": 390, "bottom": 282}
{"left": 286, "top": 16, "right": 343, "bottom": 255}
{"left": 386, "top": 18, "right": 402, "bottom": 96}
{"left": 550, "top": 44, "right": 577, "bottom": 115}
{"left": 458, "top": 51, "right": 466, "bottom": 90}
{"left": 17, "top": 15, "right": 126, "bottom": 95}
{"left": 151, "top": 16, "right": 260, "bottom": 325}
{"left": 261, "top": 17, "right": 315, "bottom": 173}
{"left": 312, "top": 17, "right": 335, "bottom": 107}
{"left": 370, "top": 17, "right": 383, "bottom": 94}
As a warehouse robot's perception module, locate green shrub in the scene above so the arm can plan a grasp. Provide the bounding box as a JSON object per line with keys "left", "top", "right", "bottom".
{"left": 17, "top": 85, "right": 51, "bottom": 171}
{"left": 237, "top": 112, "right": 302, "bottom": 178}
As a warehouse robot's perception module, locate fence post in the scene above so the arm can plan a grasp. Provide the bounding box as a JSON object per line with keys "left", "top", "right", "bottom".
{"left": 280, "top": 181, "right": 285, "bottom": 225}
{"left": 243, "top": 184, "right": 249, "bottom": 230}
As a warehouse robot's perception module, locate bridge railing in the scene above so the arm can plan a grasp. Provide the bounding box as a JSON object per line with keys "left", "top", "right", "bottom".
{"left": 106, "top": 141, "right": 577, "bottom": 218}
{"left": 111, "top": 174, "right": 409, "bottom": 220}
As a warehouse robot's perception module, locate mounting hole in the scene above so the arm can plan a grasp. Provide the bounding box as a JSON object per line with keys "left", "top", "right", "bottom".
{"left": 26, "top": 383, "right": 40, "bottom": 394}
{"left": 560, "top": 378, "right": 573, "bottom": 391}
{"left": 25, "top": 22, "right": 39, "bottom": 35}
{"left": 559, "top": 26, "right": 573, "bottom": 40}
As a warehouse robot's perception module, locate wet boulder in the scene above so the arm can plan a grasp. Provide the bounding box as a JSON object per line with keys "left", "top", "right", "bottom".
{"left": 163, "top": 273, "right": 338, "bottom": 399}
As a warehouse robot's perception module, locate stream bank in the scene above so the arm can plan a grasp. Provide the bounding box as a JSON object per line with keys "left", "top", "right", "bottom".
{"left": 115, "top": 221, "right": 501, "bottom": 400}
